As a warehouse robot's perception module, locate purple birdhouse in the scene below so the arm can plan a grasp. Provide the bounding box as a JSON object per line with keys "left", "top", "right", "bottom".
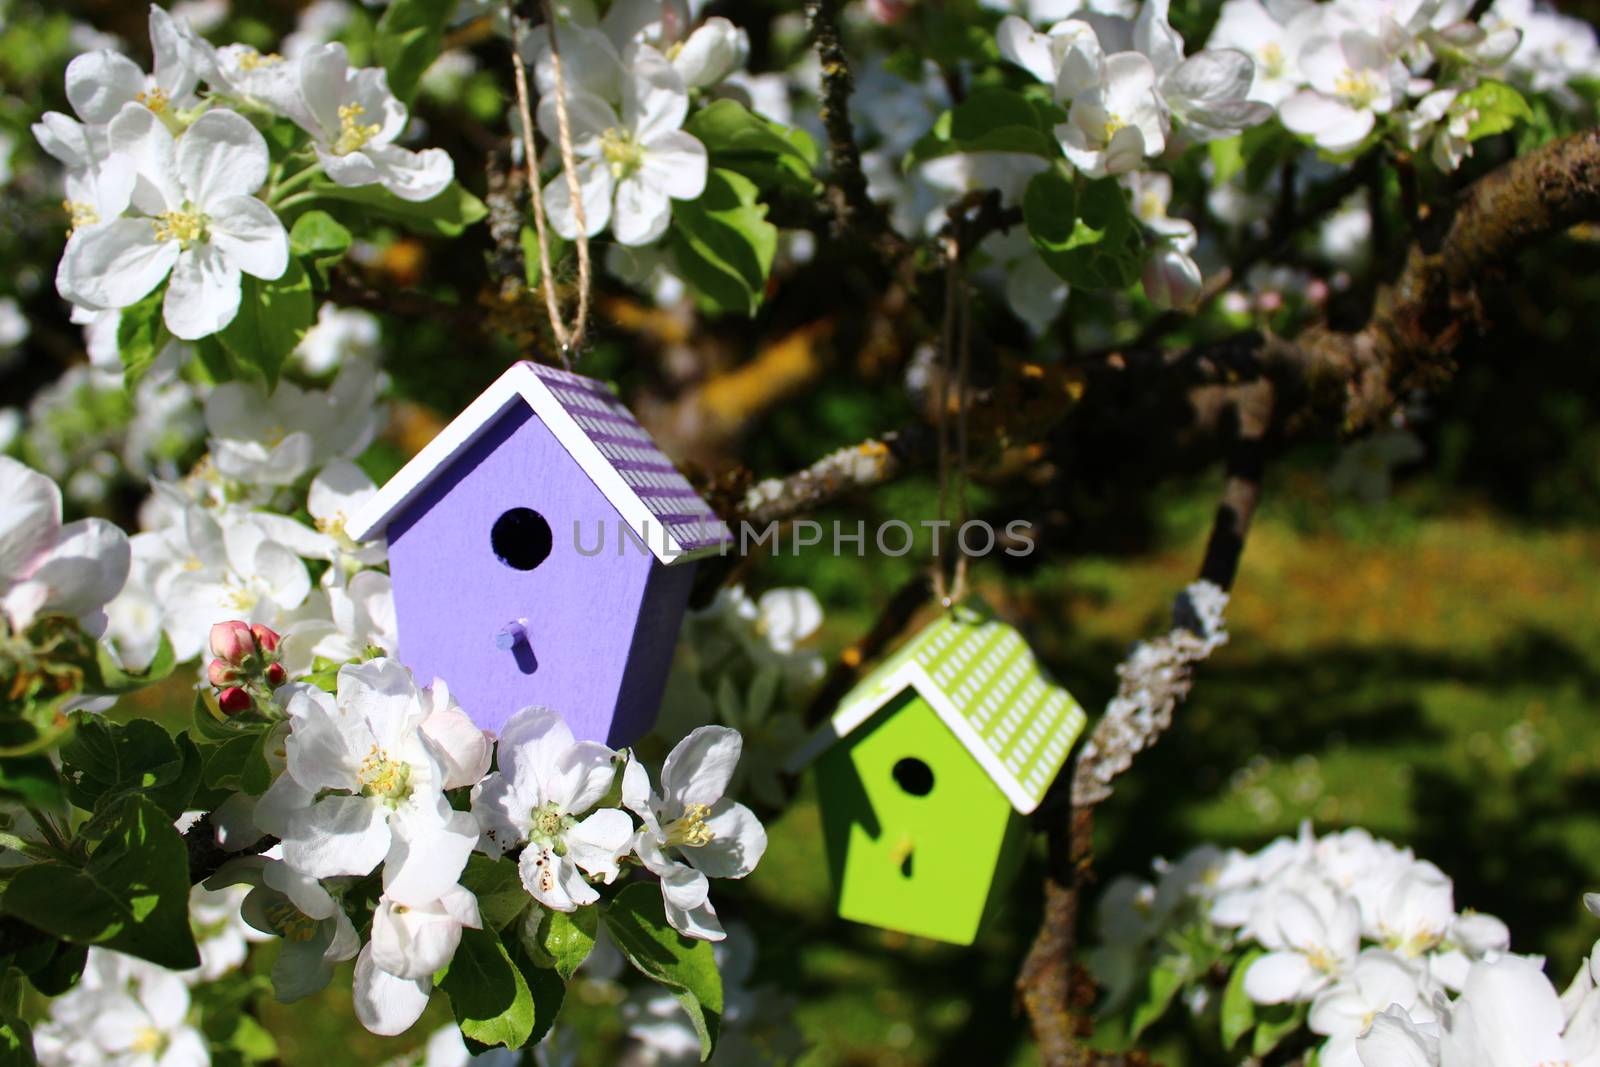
{"left": 347, "top": 362, "right": 731, "bottom": 745}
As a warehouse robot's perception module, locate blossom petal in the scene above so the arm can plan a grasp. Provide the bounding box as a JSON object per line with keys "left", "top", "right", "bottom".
{"left": 567, "top": 807, "right": 634, "bottom": 883}
{"left": 164, "top": 244, "right": 243, "bottom": 340}
{"left": 544, "top": 159, "right": 613, "bottom": 240}
{"left": 663, "top": 890, "right": 724, "bottom": 941}
{"left": 65, "top": 50, "right": 145, "bottom": 124}
{"left": 297, "top": 43, "right": 350, "bottom": 138}
{"left": 353, "top": 943, "right": 432, "bottom": 1037}
{"left": 673, "top": 18, "right": 747, "bottom": 89}
{"left": 206, "top": 196, "right": 289, "bottom": 281}
{"left": 661, "top": 726, "right": 741, "bottom": 809}
{"left": 996, "top": 16, "right": 1059, "bottom": 85}
{"left": 178, "top": 108, "right": 271, "bottom": 203}
{"left": 1279, "top": 91, "right": 1373, "bottom": 153}
{"left": 360, "top": 143, "right": 454, "bottom": 203}
{"left": 282, "top": 794, "right": 390, "bottom": 878}
{"left": 638, "top": 129, "right": 707, "bottom": 201}
{"left": 108, "top": 103, "right": 183, "bottom": 214}
{"left": 57, "top": 218, "right": 178, "bottom": 311}
{"left": 419, "top": 686, "right": 492, "bottom": 791}
{"left": 1244, "top": 950, "right": 1320, "bottom": 1004}
{"left": 622, "top": 43, "right": 689, "bottom": 142}
{"left": 611, "top": 174, "right": 672, "bottom": 246}
{"left": 0, "top": 457, "right": 62, "bottom": 590}
{"left": 383, "top": 810, "right": 478, "bottom": 907}
{"left": 536, "top": 88, "right": 617, "bottom": 157}
{"left": 686, "top": 800, "right": 766, "bottom": 880}
{"left": 21, "top": 518, "right": 130, "bottom": 623}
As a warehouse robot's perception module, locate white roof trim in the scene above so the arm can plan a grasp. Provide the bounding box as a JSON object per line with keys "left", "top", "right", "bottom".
{"left": 347, "top": 363, "right": 725, "bottom": 565}
{"left": 785, "top": 661, "right": 1041, "bottom": 815}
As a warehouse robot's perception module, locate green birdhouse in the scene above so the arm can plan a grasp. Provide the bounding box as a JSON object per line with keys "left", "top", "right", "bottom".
{"left": 796, "top": 602, "right": 1087, "bottom": 945}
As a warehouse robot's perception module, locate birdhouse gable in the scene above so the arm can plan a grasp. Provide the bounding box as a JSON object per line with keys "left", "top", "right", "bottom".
{"left": 348, "top": 361, "right": 731, "bottom": 565}
{"left": 801, "top": 604, "right": 1087, "bottom": 814}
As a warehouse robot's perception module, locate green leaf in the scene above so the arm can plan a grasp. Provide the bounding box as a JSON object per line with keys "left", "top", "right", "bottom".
{"left": 440, "top": 925, "right": 534, "bottom": 1049}
{"left": 289, "top": 210, "right": 353, "bottom": 287}
{"left": 216, "top": 258, "right": 314, "bottom": 390}
{"left": 2, "top": 795, "right": 201, "bottom": 970}
{"left": 603, "top": 882, "right": 723, "bottom": 1060}
{"left": 1252, "top": 1000, "right": 1307, "bottom": 1056}
{"left": 459, "top": 854, "right": 530, "bottom": 931}
{"left": 1128, "top": 954, "right": 1186, "bottom": 1040}
{"left": 1220, "top": 948, "right": 1261, "bottom": 1049}
{"left": 504, "top": 929, "right": 567, "bottom": 1048}
{"left": 0, "top": 752, "right": 63, "bottom": 809}
{"left": 0, "top": 1014, "right": 33, "bottom": 1067}
{"left": 21, "top": 941, "right": 86, "bottom": 997}
{"left": 684, "top": 100, "right": 819, "bottom": 194}
{"left": 668, "top": 168, "right": 777, "bottom": 318}
{"left": 60, "top": 717, "right": 198, "bottom": 819}
{"left": 905, "top": 88, "right": 1067, "bottom": 167}
{"left": 537, "top": 907, "right": 597, "bottom": 982}
{"left": 87, "top": 634, "right": 175, "bottom": 696}
{"left": 1459, "top": 80, "right": 1534, "bottom": 142}
{"left": 310, "top": 180, "right": 488, "bottom": 237}
{"left": 198, "top": 725, "right": 274, "bottom": 798}
{"left": 374, "top": 0, "right": 453, "bottom": 103}
{"left": 117, "top": 287, "right": 172, "bottom": 386}
{"left": 1024, "top": 169, "right": 1144, "bottom": 290}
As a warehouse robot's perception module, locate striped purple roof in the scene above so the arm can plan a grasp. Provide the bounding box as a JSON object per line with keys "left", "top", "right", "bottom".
{"left": 525, "top": 364, "right": 731, "bottom": 555}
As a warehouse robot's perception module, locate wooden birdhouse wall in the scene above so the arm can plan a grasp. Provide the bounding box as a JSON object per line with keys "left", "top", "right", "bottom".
{"left": 386, "top": 402, "right": 677, "bottom": 744}
{"left": 816, "top": 688, "right": 1030, "bottom": 945}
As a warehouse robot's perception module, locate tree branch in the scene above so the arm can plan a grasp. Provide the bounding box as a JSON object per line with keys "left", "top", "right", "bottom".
{"left": 803, "top": 0, "right": 907, "bottom": 260}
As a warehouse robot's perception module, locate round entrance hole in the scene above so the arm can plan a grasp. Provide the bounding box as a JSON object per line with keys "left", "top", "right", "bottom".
{"left": 892, "top": 757, "right": 934, "bottom": 797}
{"left": 491, "top": 507, "right": 554, "bottom": 571}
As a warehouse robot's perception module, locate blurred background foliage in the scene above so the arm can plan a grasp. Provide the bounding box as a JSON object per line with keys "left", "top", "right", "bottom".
{"left": 4, "top": 0, "right": 1600, "bottom": 1063}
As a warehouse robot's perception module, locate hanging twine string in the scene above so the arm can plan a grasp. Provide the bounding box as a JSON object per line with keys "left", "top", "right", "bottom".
{"left": 506, "top": 0, "right": 592, "bottom": 367}
{"left": 932, "top": 235, "right": 973, "bottom": 608}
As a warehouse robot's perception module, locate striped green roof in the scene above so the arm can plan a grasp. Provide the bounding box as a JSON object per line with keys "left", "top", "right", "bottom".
{"left": 828, "top": 601, "right": 1086, "bottom": 814}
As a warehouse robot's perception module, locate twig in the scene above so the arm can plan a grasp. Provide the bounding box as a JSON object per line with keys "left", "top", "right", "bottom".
{"left": 803, "top": 0, "right": 907, "bottom": 260}
{"left": 326, "top": 269, "right": 488, "bottom": 337}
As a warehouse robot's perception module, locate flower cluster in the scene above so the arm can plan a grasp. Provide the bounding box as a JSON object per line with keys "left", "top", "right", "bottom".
{"left": 36, "top": 5, "right": 453, "bottom": 343}
{"left": 198, "top": 654, "right": 767, "bottom": 1037}
{"left": 1086, "top": 822, "right": 1600, "bottom": 1065}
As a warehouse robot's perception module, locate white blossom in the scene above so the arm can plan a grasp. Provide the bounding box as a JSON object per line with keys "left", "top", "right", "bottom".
{"left": 539, "top": 44, "right": 708, "bottom": 246}
{"left": 291, "top": 43, "right": 454, "bottom": 202}
{"left": 57, "top": 107, "right": 288, "bottom": 340}
{"left": 0, "top": 455, "right": 130, "bottom": 634}
{"left": 471, "top": 707, "right": 634, "bottom": 912}
{"left": 354, "top": 883, "right": 482, "bottom": 1036}
{"left": 623, "top": 726, "right": 768, "bottom": 941}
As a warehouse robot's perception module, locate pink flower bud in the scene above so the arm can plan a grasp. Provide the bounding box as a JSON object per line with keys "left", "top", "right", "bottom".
{"left": 207, "top": 658, "right": 240, "bottom": 688}
{"left": 209, "top": 620, "right": 256, "bottom": 664}
{"left": 218, "top": 687, "right": 252, "bottom": 716}
{"left": 1256, "top": 290, "right": 1284, "bottom": 313}
{"left": 249, "top": 624, "right": 281, "bottom": 654}
{"left": 1143, "top": 247, "right": 1203, "bottom": 311}
{"left": 866, "top": 0, "right": 912, "bottom": 23}
{"left": 264, "top": 662, "right": 287, "bottom": 687}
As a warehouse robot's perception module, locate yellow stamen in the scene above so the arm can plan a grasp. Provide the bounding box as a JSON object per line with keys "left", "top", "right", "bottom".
{"left": 263, "top": 900, "right": 320, "bottom": 943}
{"left": 1334, "top": 70, "right": 1380, "bottom": 108}
{"left": 137, "top": 87, "right": 170, "bottom": 113}
{"left": 222, "top": 585, "right": 258, "bottom": 612}
{"left": 152, "top": 209, "right": 205, "bottom": 246}
{"left": 664, "top": 802, "right": 714, "bottom": 848}
{"left": 63, "top": 199, "right": 99, "bottom": 234}
{"left": 358, "top": 744, "right": 411, "bottom": 802}
{"left": 1260, "top": 41, "right": 1285, "bottom": 78}
{"left": 334, "top": 103, "right": 382, "bottom": 155}
{"left": 237, "top": 48, "right": 283, "bottom": 71}
{"left": 601, "top": 127, "right": 645, "bottom": 179}
{"left": 131, "top": 1028, "right": 165, "bottom": 1054}
{"left": 1100, "top": 114, "right": 1127, "bottom": 144}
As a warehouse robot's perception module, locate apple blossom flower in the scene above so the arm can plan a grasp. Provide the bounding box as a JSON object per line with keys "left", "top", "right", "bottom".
{"left": 539, "top": 44, "right": 708, "bottom": 246}
{"left": 1134, "top": 0, "right": 1272, "bottom": 141}
{"left": 1435, "top": 952, "right": 1588, "bottom": 1065}
{"left": 1055, "top": 51, "right": 1168, "bottom": 178}
{"left": 209, "top": 852, "right": 362, "bottom": 1001}
{"left": 290, "top": 43, "right": 454, "bottom": 202}
{"left": 471, "top": 707, "right": 634, "bottom": 912}
{"left": 292, "top": 303, "right": 381, "bottom": 376}
{"left": 32, "top": 949, "right": 209, "bottom": 1067}
{"left": 203, "top": 356, "right": 381, "bottom": 488}
{"left": 1205, "top": 0, "right": 1317, "bottom": 107}
{"left": 0, "top": 455, "right": 130, "bottom": 634}
{"left": 255, "top": 659, "right": 480, "bottom": 900}
{"left": 623, "top": 726, "right": 768, "bottom": 941}
{"left": 1244, "top": 870, "right": 1363, "bottom": 1002}
{"left": 1310, "top": 949, "right": 1433, "bottom": 1067}
{"left": 56, "top": 106, "right": 289, "bottom": 340}
{"left": 162, "top": 515, "right": 312, "bottom": 661}
{"left": 353, "top": 884, "right": 482, "bottom": 1036}
{"left": 1357, "top": 1004, "right": 1442, "bottom": 1066}
{"left": 1373, "top": 860, "right": 1455, "bottom": 957}
{"left": 669, "top": 17, "right": 750, "bottom": 89}
{"left": 1279, "top": 30, "right": 1406, "bottom": 153}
